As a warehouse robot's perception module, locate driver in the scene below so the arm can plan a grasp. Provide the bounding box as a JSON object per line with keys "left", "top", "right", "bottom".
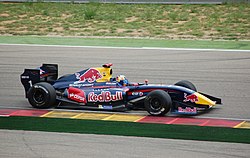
{"left": 116, "top": 75, "right": 129, "bottom": 86}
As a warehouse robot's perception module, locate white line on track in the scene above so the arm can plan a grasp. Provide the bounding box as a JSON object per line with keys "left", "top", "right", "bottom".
{"left": 1, "top": 43, "right": 250, "bottom": 52}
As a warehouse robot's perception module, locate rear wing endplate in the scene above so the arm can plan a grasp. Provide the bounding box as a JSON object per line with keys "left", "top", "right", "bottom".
{"left": 20, "top": 64, "right": 58, "bottom": 97}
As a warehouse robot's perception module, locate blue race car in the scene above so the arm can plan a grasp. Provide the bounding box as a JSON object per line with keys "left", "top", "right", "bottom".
{"left": 21, "top": 63, "right": 221, "bottom": 116}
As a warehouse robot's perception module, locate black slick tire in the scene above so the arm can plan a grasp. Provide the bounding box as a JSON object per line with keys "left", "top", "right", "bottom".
{"left": 144, "top": 90, "right": 172, "bottom": 116}
{"left": 175, "top": 80, "right": 197, "bottom": 91}
{"left": 27, "top": 82, "right": 56, "bottom": 109}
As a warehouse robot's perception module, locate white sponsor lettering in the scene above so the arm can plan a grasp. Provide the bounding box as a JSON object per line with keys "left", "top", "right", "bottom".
{"left": 21, "top": 76, "right": 29, "bottom": 79}
{"left": 132, "top": 92, "right": 143, "bottom": 96}
{"left": 178, "top": 107, "right": 197, "bottom": 113}
{"left": 69, "top": 93, "right": 85, "bottom": 102}
{"left": 88, "top": 91, "right": 123, "bottom": 102}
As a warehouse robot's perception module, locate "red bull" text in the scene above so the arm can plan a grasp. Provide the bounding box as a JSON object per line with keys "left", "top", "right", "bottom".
{"left": 178, "top": 107, "right": 197, "bottom": 113}
{"left": 88, "top": 91, "right": 123, "bottom": 102}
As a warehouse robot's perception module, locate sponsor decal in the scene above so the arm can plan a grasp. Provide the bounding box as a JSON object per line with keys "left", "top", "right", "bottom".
{"left": 178, "top": 107, "right": 197, "bottom": 113}
{"left": 21, "top": 76, "right": 29, "bottom": 79}
{"left": 67, "top": 87, "right": 87, "bottom": 103}
{"left": 88, "top": 91, "right": 123, "bottom": 102}
{"left": 93, "top": 89, "right": 110, "bottom": 91}
{"left": 197, "top": 107, "right": 207, "bottom": 111}
{"left": 183, "top": 93, "right": 198, "bottom": 102}
{"left": 131, "top": 92, "right": 144, "bottom": 96}
{"left": 69, "top": 93, "right": 86, "bottom": 103}
{"left": 40, "top": 69, "right": 45, "bottom": 75}
{"left": 106, "top": 82, "right": 117, "bottom": 86}
{"left": 75, "top": 68, "right": 102, "bottom": 83}
{"left": 69, "top": 83, "right": 93, "bottom": 87}
{"left": 98, "top": 105, "right": 113, "bottom": 110}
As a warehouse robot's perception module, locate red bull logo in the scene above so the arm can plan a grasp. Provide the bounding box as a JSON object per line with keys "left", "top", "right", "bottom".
{"left": 88, "top": 91, "right": 123, "bottom": 102}
{"left": 183, "top": 93, "right": 198, "bottom": 103}
{"left": 75, "top": 68, "right": 102, "bottom": 83}
{"left": 178, "top": 107, "right": 197, "bottom": 113}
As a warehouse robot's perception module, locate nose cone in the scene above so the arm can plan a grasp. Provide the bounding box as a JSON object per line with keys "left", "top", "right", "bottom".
{"left": 195, "top": 92, "right": 216, "bottom": 106}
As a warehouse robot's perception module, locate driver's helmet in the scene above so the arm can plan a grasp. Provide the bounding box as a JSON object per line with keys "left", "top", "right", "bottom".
{"left": 116, "top": 75, "right": 128, "bottom": 86}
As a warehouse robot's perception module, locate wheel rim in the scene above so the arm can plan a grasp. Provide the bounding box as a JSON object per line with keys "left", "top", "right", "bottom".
{"left": 33, "top": 89, "right": 45, "bottom": 105}
{"left": 149, "top": 97, "right": 162, "bottom": 111}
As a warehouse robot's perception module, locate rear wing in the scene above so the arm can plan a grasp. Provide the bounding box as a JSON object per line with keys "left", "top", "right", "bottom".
{"left": 20, "top": 64, "right": 58, "bottom": 97}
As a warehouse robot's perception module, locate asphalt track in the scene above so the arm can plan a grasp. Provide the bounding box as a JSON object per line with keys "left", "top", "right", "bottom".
{"left": 0, "top": 44, "right": 250, "bottom": 157}
{"left": 0, "top": 44, "right": 250, "bottom": 120}
{"left": 1, "top": 130, "right": 250, "bottom": 158}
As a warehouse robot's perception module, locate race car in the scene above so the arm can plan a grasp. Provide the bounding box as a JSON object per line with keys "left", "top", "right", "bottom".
{"left": 20, "top": 63, "right": 221, "bottom": 116}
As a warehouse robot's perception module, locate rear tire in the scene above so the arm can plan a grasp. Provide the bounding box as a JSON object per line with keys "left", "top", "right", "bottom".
{"left": 175, "top": 80, "right": 197, "bottom": 91}
{"left": 144, "top": 90, "right": 172, "bottom": 116}
{"left": 27, "top": 82, "right": 56, "bottom": 109}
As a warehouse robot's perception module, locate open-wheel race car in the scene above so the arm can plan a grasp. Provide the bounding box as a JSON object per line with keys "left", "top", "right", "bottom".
{"left": 20, "top": 63, "right": 221, "bottom": 116}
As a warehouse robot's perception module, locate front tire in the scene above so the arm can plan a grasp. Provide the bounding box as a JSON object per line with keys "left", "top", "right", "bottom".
{"left": 27, "top": 82, "right": 56, "bottom": 109}
{"left": 144, "top": 90, "right": 172, "bottom": 116}
{"left": 175, "top": 80, "right": 197, "bottom": 91}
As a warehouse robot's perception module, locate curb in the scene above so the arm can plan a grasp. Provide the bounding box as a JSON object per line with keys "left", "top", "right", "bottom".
{"left": 0, "top": 109, "right": 249, "bottom": 129}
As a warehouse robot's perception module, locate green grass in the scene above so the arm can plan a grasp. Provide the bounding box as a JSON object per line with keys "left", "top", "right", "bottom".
{"left": 0, "top": 36, "right": 250, "bottom": 50}
{"left": 0, "top": 116, "right": 250, "bottom": 144}
{"left": 0, "top": 2, "right": 249, "bottom": 40}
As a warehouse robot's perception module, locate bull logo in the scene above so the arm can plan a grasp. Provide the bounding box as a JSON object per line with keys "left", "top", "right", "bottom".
{"left": 75, "top": 68, "right": 102, "bottom": 83}
{"left": 183, "top": 93, "right": 198, "bottom": 103}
